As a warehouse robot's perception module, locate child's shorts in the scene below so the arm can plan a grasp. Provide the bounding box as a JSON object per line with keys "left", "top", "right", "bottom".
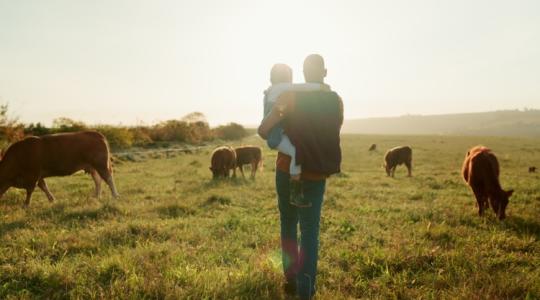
{"left": 267, "top": 126, "right": 283, "bottom": 149}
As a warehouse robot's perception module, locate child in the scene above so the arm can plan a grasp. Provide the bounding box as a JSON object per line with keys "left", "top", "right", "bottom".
{"left": 262, "top": 63, "right": 329, "bottom": 207}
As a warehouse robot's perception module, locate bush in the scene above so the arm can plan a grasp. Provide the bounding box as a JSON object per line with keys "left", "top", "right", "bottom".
{"left": 52, "top": 117, "right": 87, "bottom": 133}
{"left": 150, "top": 120, "right": 191, "bottom": 142}
{"left": 187, "top": 121, "right": 213, "bottom": 143}
{"left": 25, "top": 122, "right": 52, "bottom": 136}
{"left": 129, "top": 127, "right": 154, "bottom": 147}
{"left": 213, "top": 123, "right": 248, "bottom": 140}
{"left": 95, "top": 126, "right": 134, "bottom": 150}
{"left": 0, "top": 104, "right": 24, "bottom": 147}
{"left": 181, "top": 112, "right": 213, "bottom": 143}
{"left": 0, "top": 110, "right": 246, "bottom": 149}
{"left": 148, "top": 116, "right": 213, "bottom": 144}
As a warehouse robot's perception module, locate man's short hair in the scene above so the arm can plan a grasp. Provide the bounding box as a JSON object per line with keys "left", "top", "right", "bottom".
{"left": 303, "top": 54, "right": 325, "bottom": 73}
{"left": 270, "top": 63, "right": 292, "bottom": 84}
{"left": 303, "top": 54, "right": 326, "bottom": 82}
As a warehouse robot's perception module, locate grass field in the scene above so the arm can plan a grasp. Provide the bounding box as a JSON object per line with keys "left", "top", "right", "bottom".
{"left": 1, "top": 134, "right": 539, "bottom": 299}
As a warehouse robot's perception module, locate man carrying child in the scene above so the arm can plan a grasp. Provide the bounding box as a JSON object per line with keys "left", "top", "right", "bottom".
{"left": 259, "top": 54, "right": 343, "bottom": 300}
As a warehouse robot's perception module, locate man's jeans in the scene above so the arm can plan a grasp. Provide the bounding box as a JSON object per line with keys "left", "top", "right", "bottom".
{"left": 276, "top": 170, "right": 326, "bottom": 299}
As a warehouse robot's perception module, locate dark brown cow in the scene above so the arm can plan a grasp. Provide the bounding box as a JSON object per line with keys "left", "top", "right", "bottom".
{"left": 0, "top": 131, "right": 119, "bottom": 207}
{"left": 234, "top": 146, "right": 263, "bottom": 179}
{"left": 209, "top": 146, "right": 236, "bottom": 179}
{"left": 384, "top": 146, "right": 412, "bottom": 177}
{"left": 529, "top": 166, "right": 537, "bottom": 173}
{"left": 462, "top": 146, "right": 513, "bottom": 220}
{"left": 368, "top": 144, "right": 377, "bottom": 151}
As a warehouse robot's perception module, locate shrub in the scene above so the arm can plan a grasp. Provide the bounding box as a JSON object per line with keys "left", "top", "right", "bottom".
{"left": 213, "top": 123, "right": 248, "bottom": 140}
{"left": 94, "top": 126, "right": 134, "bottom": 150}
{"left": 181, "top": 112, "right": 207, "bottom": 123}
{"left": 182, "top": 112, "right": 213, "bottom": 143}
{"left": 24, "top": 122, "right": 52, "bottom": 136}
{"left": 52, "top": 117, "right": 87, "bottom": 133}
{"left": 150, "top": 120, "right": 191, "bottom": 142}
{"left": 0, "top": 104, "right": 24, "bottom": 147}
{"left": 0, "top": 110, "right": 246, "bottom": 149}
{"left": 187, "top": 121, "right": 213, "bottom": 143}
{"left": 129, "top": 126, "right": 154, "bottom": 147}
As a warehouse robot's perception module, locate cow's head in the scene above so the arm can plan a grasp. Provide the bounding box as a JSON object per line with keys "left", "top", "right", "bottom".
{"left": 383, "top": 163, "right": 391, "bottom": 176}
{"left": 209, "top": 166, "right": 225, "bottom": 179}
{"left": 492, "top": 189, "right": 513, "bottom": 220}
{"left": 209, "top": 166, "right": 218, "bottom": 179}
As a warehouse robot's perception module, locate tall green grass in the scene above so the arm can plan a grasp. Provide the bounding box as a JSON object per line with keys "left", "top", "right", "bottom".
{"left": 1, "top": 135, "right": 539, "bottom": 299}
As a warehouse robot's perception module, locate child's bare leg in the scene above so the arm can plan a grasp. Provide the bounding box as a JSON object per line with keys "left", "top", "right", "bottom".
{"left": 289, "top": 149, "right": 302, "bottom": 180}
{"left": 276, "top": 135, "right": 301, "bottom": 176}
{"left": 277, "top": 135, "right": 310, "bottom": 207}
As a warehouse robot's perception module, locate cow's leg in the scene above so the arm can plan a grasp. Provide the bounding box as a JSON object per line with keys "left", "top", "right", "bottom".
{"left": 483, "top": 196, "right": 491, "bottom": 214}
{"left": 482, "top": 196, "right": 489, "bottom": 209}
{"left": 37, "top": 178, "right": 55, "bottom": 202}
{"left": 24, "top": 186, "right": 36, "bottom": 207}
{"left": 472, "top": 187, "right": 485, "bottom": 216}
{"left": 488, "top": 196, "right": 499, "bottom": 214}
{"left": 105, "top": 175, "right": 120, "bottom": 198}
{"left": 250, "top": 161, "right": 257, "bottom": 179}
{"left": 484, "top": 197, "right": 491, "bottom": 209}
{"left": 405, "top": 161, "right": 412, "bottom": 177}
{"left": 391, "top": 166, "right": 396, "bottom": 177}
{"left": 238, "top": 165, "right": 245, "bottom": 179}
{"left": 89, "top": 169, "right": 102, "bottom": 198}
{"left": 96, "top": 168, "right": 119, "bottom": 198}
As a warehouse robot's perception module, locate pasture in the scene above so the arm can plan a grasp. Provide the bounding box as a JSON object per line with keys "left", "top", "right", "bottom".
{"left": 1, "top": 134, "right": 539, "bottom": 299}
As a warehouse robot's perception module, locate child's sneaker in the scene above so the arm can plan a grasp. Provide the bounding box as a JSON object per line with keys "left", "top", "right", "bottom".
{"left": 290, "top": 180, "right": 311, "bottom": 207}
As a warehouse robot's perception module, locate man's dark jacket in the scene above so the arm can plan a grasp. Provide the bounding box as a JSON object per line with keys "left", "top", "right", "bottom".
{"left": 284, "top": 91, "right": 342, "bottom": 176}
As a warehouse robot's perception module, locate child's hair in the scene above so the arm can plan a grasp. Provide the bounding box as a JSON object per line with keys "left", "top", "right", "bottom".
{"left": 270, "top": 63, "right": 292, "bottom": 84}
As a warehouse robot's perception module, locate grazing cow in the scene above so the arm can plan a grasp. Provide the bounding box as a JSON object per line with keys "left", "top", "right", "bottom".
{"left": 234, "top": 146, "right": 263, "bottom": 179}
{"left": 368, "top": 144, "right": 377, "bottom": 151}
{"left": 384, "top": 146, "right": 412, "bottom": 177}
{"left": 0, "top": 131, "right": 119, "bottom": 207}
{"left": 529, "top": 166, "right": 537, "bottom": 173}
{"left": 209, "top": 146, "right": 236, "bottom": 178}
{"left": 462, "top": 146, "right": 513, "bottom": 220}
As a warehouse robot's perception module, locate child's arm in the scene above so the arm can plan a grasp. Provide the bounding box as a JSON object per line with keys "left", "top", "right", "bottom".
{"left": 258, "top": 106, "right": 282, "bottom": 140}
{"left": 258, "top": 91, "right": 294, "bottom": 139}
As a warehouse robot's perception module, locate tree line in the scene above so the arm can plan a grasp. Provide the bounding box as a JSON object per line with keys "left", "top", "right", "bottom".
{"left": 0, "top": 106, "right": 248, "bottom": 150}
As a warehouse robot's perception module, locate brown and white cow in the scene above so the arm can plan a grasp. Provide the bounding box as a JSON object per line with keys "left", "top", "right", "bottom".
{"left": 529, "top": 166, "right": 537, "bottom": 173}
{"left": 462, "top": 146, "right": 513, "bottom": 220}
{"left": 234, "top": 146, "right": 263, "bottom": 179}
{"left": 209, "top": 146, "right": 237, "bottom": 179}
{"left": 384, "top": 146, "right": 412, "bottom": 177}
{"left": 0, "top": 131, "right": 119, "bottom": 207}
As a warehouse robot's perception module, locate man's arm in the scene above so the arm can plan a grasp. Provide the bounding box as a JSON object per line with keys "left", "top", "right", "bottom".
{"left": 257, "top": 91, "right": 295, "bottom": 139}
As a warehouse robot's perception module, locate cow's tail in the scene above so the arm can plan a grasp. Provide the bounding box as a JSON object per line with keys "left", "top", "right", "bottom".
{"left": 103, "top": 136, "right": 114, "bottom": 175}
{"left": 109, "top": 156, "right": 114, "bottom": 175}
{"left": 462, "top": 157, "right": 470, "bottom": 183}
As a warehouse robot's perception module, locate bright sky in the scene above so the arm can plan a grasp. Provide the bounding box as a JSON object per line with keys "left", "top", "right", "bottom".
{"left": 1, "top": 0, "right": 539, "bottom": 126}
